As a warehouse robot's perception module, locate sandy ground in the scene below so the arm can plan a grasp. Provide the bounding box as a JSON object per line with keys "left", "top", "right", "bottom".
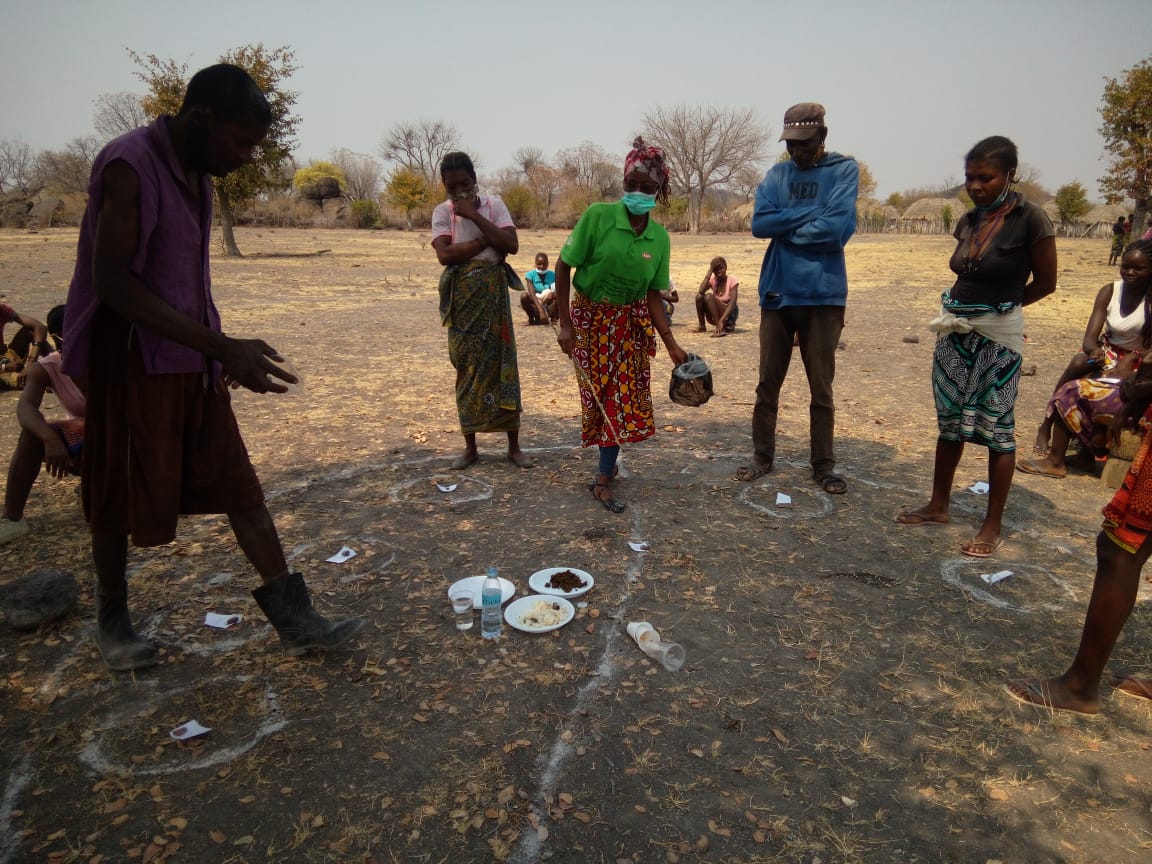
{"left": 0, "top": 226, "right": 1150, "bottom": 863}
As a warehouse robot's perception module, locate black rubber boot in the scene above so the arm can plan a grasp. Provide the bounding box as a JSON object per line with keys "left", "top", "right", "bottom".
{"left": 252, "top": 572, "right": 364, "bottom": 656}
{"left": 95, "top": 593, "right": 158, "bottom": 672}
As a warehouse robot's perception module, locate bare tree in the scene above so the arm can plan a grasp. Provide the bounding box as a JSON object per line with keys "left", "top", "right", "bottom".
{"left": 330, "top": 148, "right": 382, "bottom": 201}
{"left": 93, "top": 91, "right": 148, "bottom": 142}
{"left": 513, "top": 146, "right": 546, "bottom": 174}
{"left": 556, "top": 142, "right": 621, "bottom": 199}
{"left": 0, "top": 139, "right": 38, "bottom": 195}
{"left": 379, "top": 120, "right": 461, "bottom": 186}
{"left": 643, "top": 104, "right": 772, "bottom": 233}
{"left": 33, "top": 137, "right": 101, "bottom": 196}
{"left": 512, "top": 146, "right": 561, "bottom": 225}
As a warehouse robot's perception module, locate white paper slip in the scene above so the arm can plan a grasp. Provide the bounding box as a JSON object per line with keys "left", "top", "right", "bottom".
{"left": 980, "top": 570, "right": 1013, "bottom": 585}
{"left": 326, "top": 546, "right": 357, "bottom": 564}
{"left": 170, "top": 720, "right": 211, "bottom": 740}
{"left": 436, "top": 482, "right": 458, "bottom": 493}
{"left": 628, "top": 541, "right": 650, "bottom": 552}
{"left": 204, "top": 612, "right": 242, "bottom": 629}
{"left": 776, "top": 493, "right": 792, "bottom": 506}
{"left": 968, "top": 481, "right": 990, "bottom": 495}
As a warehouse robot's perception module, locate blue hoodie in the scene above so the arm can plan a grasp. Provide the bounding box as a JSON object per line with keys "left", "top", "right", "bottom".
{"left": 752, "top": 152, "right": 858, "bottom": 309}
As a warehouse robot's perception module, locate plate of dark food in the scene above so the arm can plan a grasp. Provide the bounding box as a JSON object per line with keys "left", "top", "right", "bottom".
{"left": 528, "top": 567, "right": 594, "bottom": 599}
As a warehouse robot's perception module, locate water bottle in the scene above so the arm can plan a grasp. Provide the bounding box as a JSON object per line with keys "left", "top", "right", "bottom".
{"left": 480, "top": 566, "right": 502, "bottom": 640}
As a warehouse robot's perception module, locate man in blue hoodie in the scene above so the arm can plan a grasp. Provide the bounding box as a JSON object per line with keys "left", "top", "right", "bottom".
{"left": 735, "top": 103, "right": 858, "bottom": 495}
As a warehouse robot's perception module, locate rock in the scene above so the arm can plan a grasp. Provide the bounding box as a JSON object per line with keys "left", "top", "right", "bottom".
{"left": 902, "top": 334, "right": 920, "bottom": 344}
{"left": 1021, "top": 364, "right": 1037, "bottom": 377}
{"left": 0, "top": 569, "right": 79, "bottom": 630}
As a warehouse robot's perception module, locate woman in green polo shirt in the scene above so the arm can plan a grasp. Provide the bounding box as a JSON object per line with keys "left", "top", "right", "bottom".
{"left": 555, "top": 137, "right": 688, "bottom": 513}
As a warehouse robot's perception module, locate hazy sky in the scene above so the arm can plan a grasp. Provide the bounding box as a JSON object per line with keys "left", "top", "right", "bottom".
{"left": 3, "top": 0, "right": 1150, "bottom": 199}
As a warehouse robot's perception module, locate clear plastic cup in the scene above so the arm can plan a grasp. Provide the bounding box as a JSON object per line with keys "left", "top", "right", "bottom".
{"left": 451, "top": 592, "right": 474, "bottom": 631}
{"left": 626, "top": 621, "right": 685, "bottom": 671}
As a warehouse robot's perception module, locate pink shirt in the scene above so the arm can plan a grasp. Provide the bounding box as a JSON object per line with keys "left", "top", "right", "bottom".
{"left": 37, "top": 353, "right": 86, "bottom": 419}
{"left": 708, "top": 274, "right": 739, "bottom": 303}
{"left": 431, "top": 196, "right": 515, "bottom": 264}
{"left": 63, "top": 116, "right": 220, "bottom": 379}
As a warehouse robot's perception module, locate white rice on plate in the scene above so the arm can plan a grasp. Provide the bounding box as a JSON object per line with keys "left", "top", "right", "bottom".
{"left": 518, "top": 600, "right": 567, "bottom": 628}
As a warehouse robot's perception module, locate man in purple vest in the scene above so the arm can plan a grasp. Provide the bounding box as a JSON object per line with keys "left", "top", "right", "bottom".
{"left": 64, "top": 64, "right": 363, "bottom": 671}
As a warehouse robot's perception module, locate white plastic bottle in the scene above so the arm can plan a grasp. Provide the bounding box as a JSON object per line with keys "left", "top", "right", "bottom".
{"left": 480, "top": 566, "right": 502, "bottom": 640}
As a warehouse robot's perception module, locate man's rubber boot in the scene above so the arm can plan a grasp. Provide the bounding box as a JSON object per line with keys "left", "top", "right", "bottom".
{"left": 252, "top": 572, "right": 364, "bottom": 656}
{"left": 95, "top": 593, "right": 158, "bottom": 672}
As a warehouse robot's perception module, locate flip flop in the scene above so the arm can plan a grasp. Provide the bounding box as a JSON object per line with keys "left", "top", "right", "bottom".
{"left": 588, "top": 480, "right": 626, "bottom": 513}
{"left": 1108, "top": 675, "right": 1152, "bottom": 704}
{"left": 733, "top": 462, "right": 771, "bottom": 482}
{"left": 1002, "top": 681, "right": 1101, "bottom": 718}
{"left": 816, "top": 473, "right": 847, "bottom": 495}
{"left": 1015, "top": 457, "right": 1066, "bottom": 479}
{"left": 893, "top": 511, "right": 950, "bottom": 525}
{"left": 960, "top": 537, "right": 1003, "bottom": 558}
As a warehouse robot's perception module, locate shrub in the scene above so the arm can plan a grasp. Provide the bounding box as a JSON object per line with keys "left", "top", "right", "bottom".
{"left": 349, "top": 198, "right": 381, "bottom": 229}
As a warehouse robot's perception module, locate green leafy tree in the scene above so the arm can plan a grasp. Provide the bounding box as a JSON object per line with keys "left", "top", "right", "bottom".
{"left": 1100, "top": 55, "right": 1152, "bottom": 235}
{"left": 293, "top": 160, "right": 346, "bottom": 204}
{"left": 384, "top": 167, "right": 429, "bottom": 230}
{"left": 885, "top": 192, "right": 904, "bottom": 211}
{"left": 940, "top": 205, "right": 954, "bottom": 233}
{"left": 128, "top": 44, "right": 300, "bottom": 256}
{"left": 1053, "top": 181, "right": 1091, "bottom": 227}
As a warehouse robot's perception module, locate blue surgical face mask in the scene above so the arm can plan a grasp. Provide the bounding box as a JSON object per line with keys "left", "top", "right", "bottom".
{"left": 621, "top": 191, "right": 657, "bottom": 215}
{"left": 975, "top": 175, "right": 1014, "bottom": 211}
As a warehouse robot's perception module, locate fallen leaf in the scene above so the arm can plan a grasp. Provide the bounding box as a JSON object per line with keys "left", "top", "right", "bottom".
{"left": 209, "top": 830, "right": 227, "bottom": 844}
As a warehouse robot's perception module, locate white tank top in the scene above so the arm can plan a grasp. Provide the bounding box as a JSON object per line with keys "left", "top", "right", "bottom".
{"left": 1105, "top": 279, "right": 1148, "bottom": 352}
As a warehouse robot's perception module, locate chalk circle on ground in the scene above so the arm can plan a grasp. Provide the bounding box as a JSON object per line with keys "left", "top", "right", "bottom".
{"left": 389, "top": 474, "right": 493, "bottom": 506}
{"left": 77, "top": 676, "right": 286, "bottom": 777}
{"left": 940, "top": 559, "right": 1079, "bottom": 613}
{"left": 738, "top": 482, "right": 834, "bottom": 519}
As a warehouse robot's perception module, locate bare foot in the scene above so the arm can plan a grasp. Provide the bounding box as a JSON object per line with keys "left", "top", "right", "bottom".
{"left": 693, "top": 326, "right": 708, "bottom": 333}
{"left": 450, "top": 451, "right": 479, "bottom": 470}
{"left": 1004, "top": 677, "right": 1100, "bottom": 716}
{"left": 1109, "top": 675, "right": 1152, "bottom": 703}
{"left": 893, "top": 507, "right": 950, "bottom": 525}
{"left": 507, "top": 450, "right": 534, "bottom": 468}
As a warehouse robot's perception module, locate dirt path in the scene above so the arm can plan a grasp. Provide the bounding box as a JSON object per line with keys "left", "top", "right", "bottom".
{"left": 1, "top": 227, "right": 1150, "bottom": 863}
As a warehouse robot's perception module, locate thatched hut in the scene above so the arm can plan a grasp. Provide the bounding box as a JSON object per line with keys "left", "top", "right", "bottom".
{"left": 1082, "top": 203, "right": 1130, "bottom": 239}
{"left": 856, "top": 201, "right": 899, "bottom": 233}
{"left": 898, "top": 197, "right": 969, "bottom": 234}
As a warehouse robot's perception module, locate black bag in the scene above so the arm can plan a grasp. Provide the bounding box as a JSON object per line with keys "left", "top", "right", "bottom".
{"left": 669, "top": 354, "right": 714, "bottom": 407}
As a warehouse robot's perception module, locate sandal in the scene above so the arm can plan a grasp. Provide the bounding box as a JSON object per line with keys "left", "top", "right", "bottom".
{"left": 588, "top": 480, "right": 626, "bottom": 513}
{"left": 816, "top": 473, "right": 847, "bottom": 494}
{"left": 733, "top": 462, "right": 771, "bottom": 482}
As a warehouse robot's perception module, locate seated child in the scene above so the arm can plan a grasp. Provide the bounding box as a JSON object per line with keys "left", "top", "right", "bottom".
{"left": 521, "top": 252, "right": 556, "bottom": 324}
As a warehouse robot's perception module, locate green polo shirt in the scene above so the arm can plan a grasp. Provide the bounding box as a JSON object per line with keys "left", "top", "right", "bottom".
{"left": 560, "top": 201, "right": 671, "bottom": 305}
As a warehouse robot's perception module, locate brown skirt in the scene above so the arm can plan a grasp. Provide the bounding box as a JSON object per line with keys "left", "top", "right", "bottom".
{"left": 82, "top": 311, "right": 264, "bottom": 547}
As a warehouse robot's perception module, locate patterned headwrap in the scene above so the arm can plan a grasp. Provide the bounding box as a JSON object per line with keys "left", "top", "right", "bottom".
{"left": 624, "top": 136, "right": 670, "bottom": 185}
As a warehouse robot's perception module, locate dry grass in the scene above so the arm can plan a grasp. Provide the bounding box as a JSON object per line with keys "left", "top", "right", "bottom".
{"left": 0, "top": 227, "right": 1150, "bottom": 862}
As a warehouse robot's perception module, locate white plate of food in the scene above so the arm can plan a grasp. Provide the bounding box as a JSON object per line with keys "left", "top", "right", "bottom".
{"left": 504, "top": 595, "right": 575, "bottom": 633}
{"left": 528, "top": 567, "right": 594, "bottom": 599}
{"left": 448, "top": 576, "right": 515, "bottom": 610}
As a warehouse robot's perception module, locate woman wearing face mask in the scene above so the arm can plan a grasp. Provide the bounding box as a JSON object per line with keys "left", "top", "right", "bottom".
{"left": 521, "top": 252, "right": 556, "bottom": 325}
{"left": 431, "top": 151, "right": 531, "bottom": 469}
{"left": 555, "top": 137, "right": 689, "bottom": 513}
{"left": 896, "top": 136, "right": 1057, "bottom": 558}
